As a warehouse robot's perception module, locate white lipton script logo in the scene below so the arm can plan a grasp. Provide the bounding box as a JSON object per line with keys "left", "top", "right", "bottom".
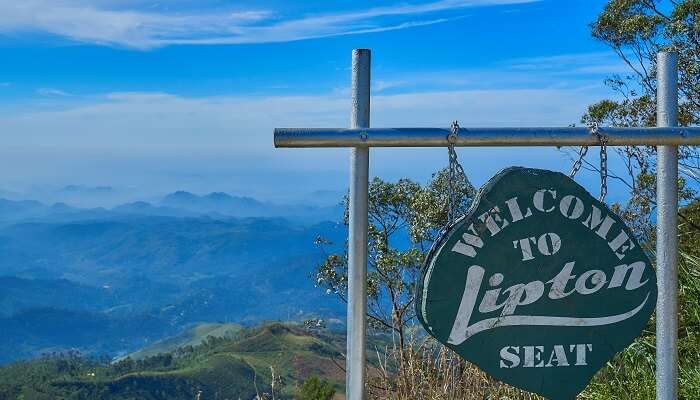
{"left": 447, "top": 262, "right": 649, "bottom": 345}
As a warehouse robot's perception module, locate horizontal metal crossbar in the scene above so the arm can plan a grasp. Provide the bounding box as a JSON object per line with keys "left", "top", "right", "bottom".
{"left": 274, "top": 127, "right": 700, "bottom": 147}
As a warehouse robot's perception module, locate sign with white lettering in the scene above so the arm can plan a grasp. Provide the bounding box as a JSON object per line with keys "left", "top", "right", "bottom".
{"left": 416, "top": 167, "right": 656, "bottom": 400}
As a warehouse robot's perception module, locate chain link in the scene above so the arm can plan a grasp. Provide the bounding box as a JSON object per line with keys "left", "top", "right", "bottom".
{"left": 447, "top": 121, "right": 471, "bottom": 223}
{"left": 569, "top": 121, "right": 608, "bottom": 202}
{"left": 598, "top": 129, "right": 608, "bottom": 202}
{"left": 569, "top": 145, "right": 588, "bottom": 178}
{"left": 589, "top": 122, "right": 609, "bottom": 201}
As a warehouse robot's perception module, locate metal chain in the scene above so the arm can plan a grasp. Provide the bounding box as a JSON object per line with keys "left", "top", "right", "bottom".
{"left": 569, "top": 122, "right": 608, "bottom": 201}
{"left": 589, "top": 122, "right": 609, "bottom": 201}
{"left": 569, "top": 145, "right": 588, "bottom": 178}
{"left": 447, "top": 121, "right": 469, "bottom": 223}
{"left": 597, "top": 125, "right": 608, "bottom": 202}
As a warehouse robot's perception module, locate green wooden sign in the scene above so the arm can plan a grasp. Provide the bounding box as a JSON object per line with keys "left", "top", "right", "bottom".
{"left": 416, "top": 167, "right": 657, "bottom": 400}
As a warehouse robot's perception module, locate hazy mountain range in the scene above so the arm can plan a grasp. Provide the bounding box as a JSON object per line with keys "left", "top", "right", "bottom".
{"left": 0, "top": 191, "right": 346, "bottom": 364}
{"left": 0, "top": 189, "right": 343, "bottom": 225}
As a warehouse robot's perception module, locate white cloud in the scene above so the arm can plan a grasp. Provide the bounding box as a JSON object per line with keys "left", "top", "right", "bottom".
{"left": 0, "top": 0, "right": 540, "bottom": 48}
{"left": 0, "top": 83, "right": 608, "bottom": 150}
{"left": 348, "top": 52, "right": 629, "bottom": 94}
{"left": 373, "top": 79, "right": 410, "bottom": 92}
{"left": 36, "top": 88, "right": 72, "bottom": 97}
{"left": 505, "top": 52, "right": 630, "bottom": 75}
{"left": 0, "top": 81, "right": 610, "bottom": 198}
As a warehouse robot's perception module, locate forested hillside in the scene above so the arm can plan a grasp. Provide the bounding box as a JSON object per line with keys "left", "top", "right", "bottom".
{"left": 0, "top": 323, "right": 346, "bottom": 400}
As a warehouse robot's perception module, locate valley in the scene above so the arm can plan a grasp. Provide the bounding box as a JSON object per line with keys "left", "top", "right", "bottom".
{"left": 0, "top": 191, "right": 346, "bottom": 365}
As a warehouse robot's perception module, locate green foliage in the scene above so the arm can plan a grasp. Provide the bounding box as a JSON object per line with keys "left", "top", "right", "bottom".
{"left": 583, "top": 198, "right": 700, "bottom": 399}
{"left": 588, "top": 0, "right": 700, "bottom": 126}
{"left": 583, "top": 250, "right": 700, "bottom": 399}
{"left": 584, "top": 5, "right": 700, "bottom": 396}
{"left": 0, "top": 323, "right": 346, "bottom": 400}
{"left": 314, "top": 168, "right": 475, "bottom": 345}
{"left": 295, "top": 376, "right": 336, "bottom": 400}
{"left": 580, "top": 4, "right": 700, "bottom": 392}
{"left": 582, "top": 1, "right": 700, "bottom": 245}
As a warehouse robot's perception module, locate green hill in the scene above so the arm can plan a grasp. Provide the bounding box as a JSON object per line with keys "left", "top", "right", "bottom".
{"left": 128, "top": 323, "right": 243, "bottom": 361}
{"left": 0, "top": 323, "right": 346, "bottom": 400}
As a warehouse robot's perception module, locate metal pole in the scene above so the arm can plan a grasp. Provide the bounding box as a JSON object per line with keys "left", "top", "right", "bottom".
{"left": 274, "top": 126, "right": 700, "bottom": 148}
{"left": 656, "top": 51, "right": 679, "bottom": 400}
{"left": 347, "top": 48, "right": 370, "bottom": 400}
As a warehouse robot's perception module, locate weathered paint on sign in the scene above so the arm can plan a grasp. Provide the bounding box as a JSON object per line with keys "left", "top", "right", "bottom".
{"left": 416, "top": 167, "right": 657, "bottom": 400}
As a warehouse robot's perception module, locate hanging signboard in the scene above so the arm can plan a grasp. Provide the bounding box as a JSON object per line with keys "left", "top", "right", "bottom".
{"left": 416, "top": 167, "right": 657, "bottom": 400}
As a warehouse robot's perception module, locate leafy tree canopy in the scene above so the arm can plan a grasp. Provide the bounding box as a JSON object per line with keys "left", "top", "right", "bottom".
{"left": 581, "top": 0, "right": 700, "bottom": 242}
{"left": 314, "top": 168, "right": 474, "bottom": 348}
{"left": 295, "top": 376, "right": 336, "bottom": 400}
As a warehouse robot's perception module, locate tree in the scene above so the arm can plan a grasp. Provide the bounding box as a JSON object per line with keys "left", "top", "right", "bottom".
{"left": 581, "top": 0, "right": 699, "bottom": 240}
{"left": 587, "top": 0, "right": 699, "bottom": 125}
{"left": 312, "top": 170, "right": 553, "bottom": 399}
{"left": 314, "top": 168, "right": 475, "bottom": 351}
{"left": 579, "top": 2, "right": 700, "bottom": 397}
{"left": 295, "top": 376, "right": 336, "bottom": 400}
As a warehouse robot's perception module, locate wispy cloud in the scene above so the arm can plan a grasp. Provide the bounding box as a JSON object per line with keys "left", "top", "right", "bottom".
{"left": 348, "top": 51, "right": 629, "bottom": 94}
{"left": 0, "top": 0, "right": 540, "bottom": 49}
{"left": 0, "top": 83, "right": 608, "bottom": 156}
{"left": 0, "top": 82, "right": 608, "bottom": 197}
{"left": 36, "top": 88, "right": 73, "bottom": 97}
{"left": 505, "top": 52, "right": 630, "bottom": 75}
{"left": 0, "top": 82, "right": 12, "bottom": 87}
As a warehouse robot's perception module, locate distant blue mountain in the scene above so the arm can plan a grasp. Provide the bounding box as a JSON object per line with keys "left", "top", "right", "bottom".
{"left": 0, "top": 205, "right": 346, "bottom": 364}
{"left": 0, "top": 189, "right": 343, "bottom": 225}
{"left": 59, "top": 185, "right": 114, "bottom": 194}
{"left": 0, "top": 276, "right": 117, "bottom": 318}
{"left": 0, "top": 198, "right": 44, "bottom": 216}
{"left": 0, "top": 307, "right": 174, "bottom": 364}
{"left": 0, "top": 198, "right": 113, "bottom": 225}
{"left": 161, "top": 191, "right": 268, "bottom": 216}
{"left": 112, "top": 201, "right": 200, "bottom": 218}
{"left": 158, "top": 191, "right": 342, "bottom": 222}
{"left": 0, "top": 190, "right": 346, "bottom": 364}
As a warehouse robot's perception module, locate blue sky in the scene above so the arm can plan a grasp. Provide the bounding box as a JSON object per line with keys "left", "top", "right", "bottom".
{"left": 0, "top": 0, "right": 631, "bottom": 205}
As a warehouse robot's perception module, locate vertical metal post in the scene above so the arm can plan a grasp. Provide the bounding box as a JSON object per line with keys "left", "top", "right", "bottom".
{"left": 347, "top": 48, "right": 370, "bottom": 400}
{"left": 656, "top": 51, "right": 679, "bottom": 400}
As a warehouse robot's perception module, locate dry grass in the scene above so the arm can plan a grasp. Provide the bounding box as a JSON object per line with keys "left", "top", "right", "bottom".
{"left": 367, "top": 334, "right": 542, "bottom": 400}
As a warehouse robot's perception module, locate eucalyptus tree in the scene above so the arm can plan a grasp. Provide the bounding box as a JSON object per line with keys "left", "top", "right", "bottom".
{"left": 578, "top": 2, "right": 700, "bottom": 396}
{"left": 313, "top": 168, "right": 475, "bottom": 350}
{"left": 581, "top": 0, "right": 700, "bottom": 240}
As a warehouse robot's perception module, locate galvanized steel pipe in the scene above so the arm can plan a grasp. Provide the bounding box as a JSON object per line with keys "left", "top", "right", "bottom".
{"left": 346, "top": 48, "right": 370, "bottom": 400}
{"left": 656, "top": 51, "right": 679, "bottom": 400}
{"left": 274, "top": 126, "right": 700, "bottom": 148}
